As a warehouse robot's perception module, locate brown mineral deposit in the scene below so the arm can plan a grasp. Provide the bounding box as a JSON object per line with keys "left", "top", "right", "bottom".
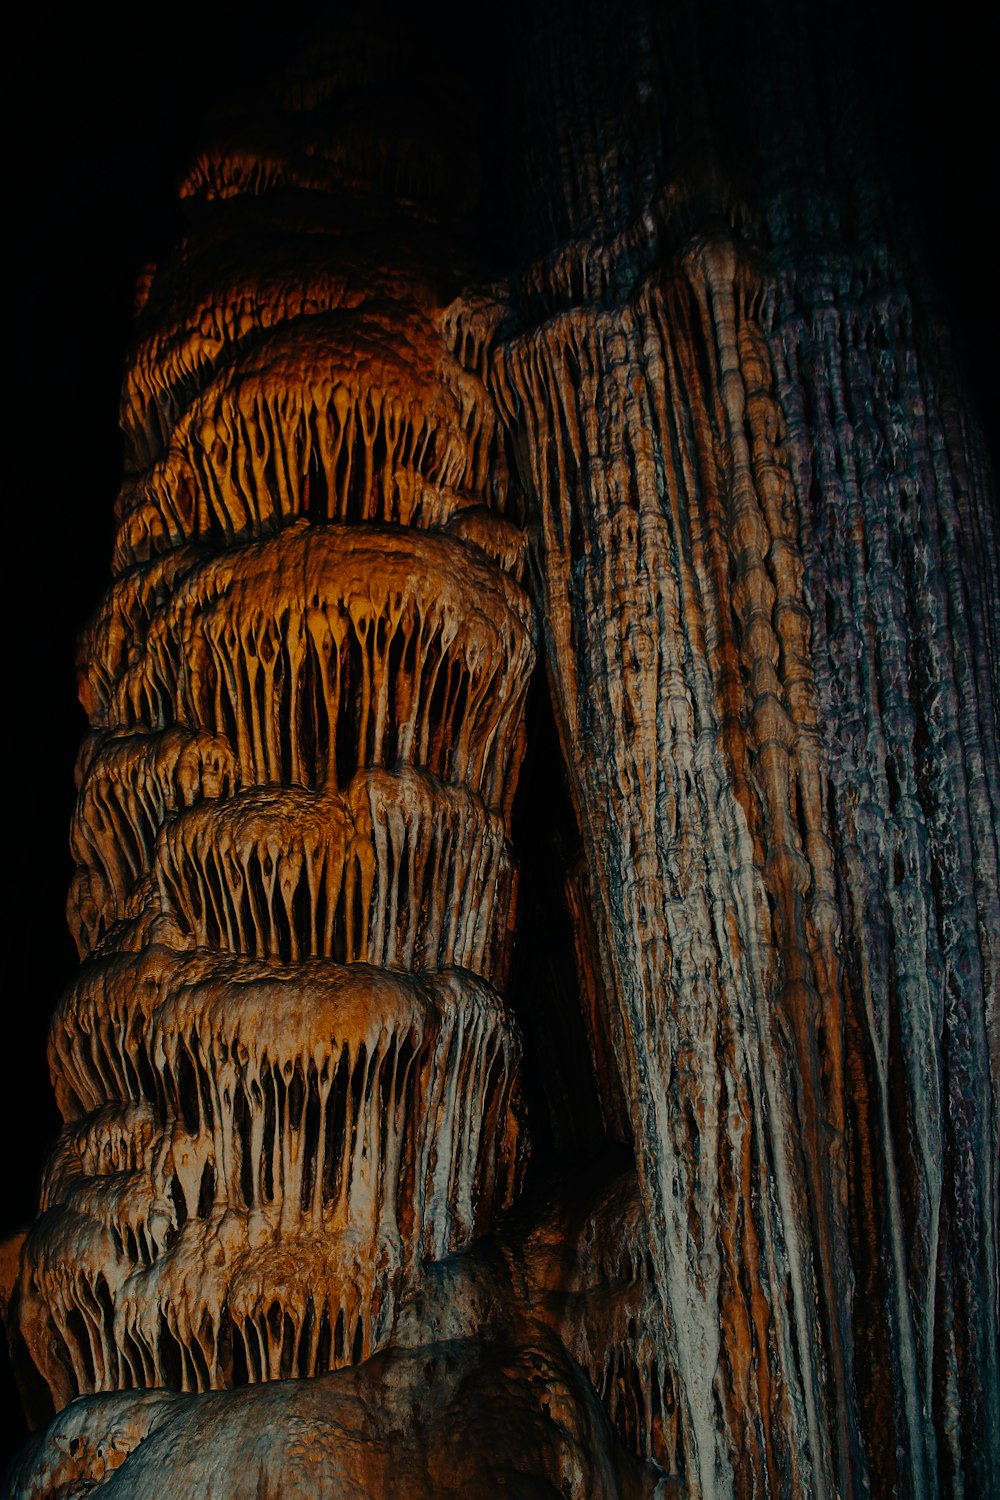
{"left": 6, "top": 3, "right": 998, "bottom": 1498}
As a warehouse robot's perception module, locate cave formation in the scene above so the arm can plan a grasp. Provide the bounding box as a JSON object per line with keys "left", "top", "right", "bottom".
{"left": 3, "top": 2, "right": 999, "bottom": 1497}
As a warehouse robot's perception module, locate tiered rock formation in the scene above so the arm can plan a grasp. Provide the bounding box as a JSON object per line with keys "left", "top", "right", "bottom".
{"left": 16, "top": 44, "right": 532, "bottom": 1413}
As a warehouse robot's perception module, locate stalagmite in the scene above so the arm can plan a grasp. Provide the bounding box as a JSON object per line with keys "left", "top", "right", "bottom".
{"left": 5, "top": 2, "right": 998, "bottom": 1497}
{"left": 8, "top": 16, "right": 551, "bottom": 1488}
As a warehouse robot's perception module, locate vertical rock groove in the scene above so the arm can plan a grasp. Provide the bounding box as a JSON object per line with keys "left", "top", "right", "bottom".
{"left": 492, "top": 2, "right": 999, "bottom": 1496}
{"left": 5, "top": 2, "right": 998, "bottom": 1497}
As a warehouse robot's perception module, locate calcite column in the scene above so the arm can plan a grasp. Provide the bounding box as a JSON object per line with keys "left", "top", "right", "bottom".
{"left": 494, "top": 3, "right": 1000, "bottom": 1497}
{"left": 17, "top": 57, "right": 533, "bottom": 1409}
{"left": 760, "top": 45, "right": 1000, "bottom": 1494}
{"left": 498, "top": 224, "right": 846, "bottom": 1500}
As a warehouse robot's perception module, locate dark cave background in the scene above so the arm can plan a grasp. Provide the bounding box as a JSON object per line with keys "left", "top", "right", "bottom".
{"left": 3, "top": 0, "right": 996, "bottom": 1462}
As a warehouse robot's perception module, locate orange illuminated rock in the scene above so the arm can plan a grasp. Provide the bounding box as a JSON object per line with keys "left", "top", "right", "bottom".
{"left": 15, "top": 12, "right": 537, "bottom": 1480}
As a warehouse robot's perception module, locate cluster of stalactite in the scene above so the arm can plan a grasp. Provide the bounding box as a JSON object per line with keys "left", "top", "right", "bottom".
{"left": 757, "top": 47, "right": 1000, "bottom": 1498}
{"left": 491, "top": 3, "right": 999, "bottom": 1497}
{"left": 16, "top": 44, "right": 535, "bottom": 1419}
{"left": 498, "top": 226, "right": 843, "bottom": 1500}
{"left": 31, "top": 955, "right": 517, "bottom": 1406}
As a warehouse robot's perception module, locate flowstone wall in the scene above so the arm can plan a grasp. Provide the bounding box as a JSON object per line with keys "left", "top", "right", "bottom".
{"left": 5, "top": 3, "right": 998, "bottom": 1497}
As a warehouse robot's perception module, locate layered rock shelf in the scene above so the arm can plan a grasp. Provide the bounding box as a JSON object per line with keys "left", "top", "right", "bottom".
{"left": 13, "top": 22, "right": 533, "bottom": 1451}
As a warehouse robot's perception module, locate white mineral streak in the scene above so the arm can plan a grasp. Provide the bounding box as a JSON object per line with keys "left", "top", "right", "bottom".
{"left": 495, "top": 252, "right": 833, "bottom": 1496}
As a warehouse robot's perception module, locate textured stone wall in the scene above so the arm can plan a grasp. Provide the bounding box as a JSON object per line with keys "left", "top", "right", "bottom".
{"left": 493, "top": 5, "right": 999, "bottom": 1494}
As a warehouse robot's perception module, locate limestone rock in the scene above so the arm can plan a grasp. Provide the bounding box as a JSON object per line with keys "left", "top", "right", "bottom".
{"left": 7, "top": 2, "right": 998, "bottom": 1497}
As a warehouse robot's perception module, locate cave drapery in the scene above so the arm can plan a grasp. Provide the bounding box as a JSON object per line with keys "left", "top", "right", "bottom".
{"left": 4, "top": 2, "right": 998, "bottom": 1497}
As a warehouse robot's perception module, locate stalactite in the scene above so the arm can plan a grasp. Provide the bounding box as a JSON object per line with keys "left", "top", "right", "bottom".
{"left": 21, "top": 953, "right": 521, "bottom": 1406}
{"left": 489, "top": 2, "right": 998, "bottom": 1495}
{"left": 497, "top": 253, "right": 839, "bottom": 1497}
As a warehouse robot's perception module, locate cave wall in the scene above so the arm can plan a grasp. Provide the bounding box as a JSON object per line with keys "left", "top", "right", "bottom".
{"left": 4, "top": 2, "right": 998, "bottom": 1497}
